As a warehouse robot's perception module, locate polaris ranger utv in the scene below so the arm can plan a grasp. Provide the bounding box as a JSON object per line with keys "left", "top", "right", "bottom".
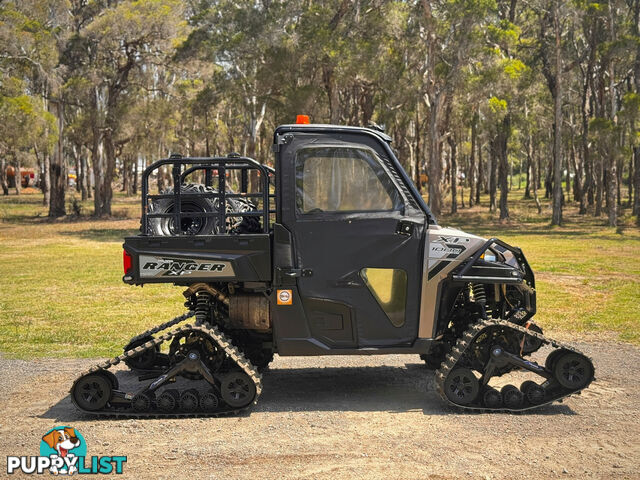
{"left": 70, "top": 122, "right": 594, "bottom": 416}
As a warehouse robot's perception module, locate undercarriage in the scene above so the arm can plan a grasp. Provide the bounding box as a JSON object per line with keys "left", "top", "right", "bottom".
{"left": 70, "top": 292, "right": 594, "bottom": 416}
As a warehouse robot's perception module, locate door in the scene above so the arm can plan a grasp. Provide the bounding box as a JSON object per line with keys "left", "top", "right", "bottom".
{"left": 279, "top": 132, "right": 426, "bottom": 348}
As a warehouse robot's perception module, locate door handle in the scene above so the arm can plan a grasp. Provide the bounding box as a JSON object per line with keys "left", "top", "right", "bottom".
{"left": 278, "top": 267, "right": 313, "bottom": 278}
{"left": 396, "top": 220, "right": 416, "bottom": 236}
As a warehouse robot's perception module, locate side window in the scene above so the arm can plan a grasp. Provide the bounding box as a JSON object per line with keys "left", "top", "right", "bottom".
{"left": 360, "top": 268, "right": 408, "bottom": 327}
{"left": 295, "top": 147, "right": 401, "bottom": 213}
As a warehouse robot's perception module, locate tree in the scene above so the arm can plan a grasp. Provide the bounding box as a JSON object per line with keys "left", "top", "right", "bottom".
{"left": 77, "top": 0, "right": 187, "bottom": 215}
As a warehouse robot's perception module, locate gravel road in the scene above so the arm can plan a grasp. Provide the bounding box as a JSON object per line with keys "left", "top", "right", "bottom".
{"left": 1, "top": 339, "right": 638, "bottom": 480}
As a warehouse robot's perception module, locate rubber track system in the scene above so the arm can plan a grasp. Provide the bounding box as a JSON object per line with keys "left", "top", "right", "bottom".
{"left": 70, "top": 317, "right": 262, "bottom": 418}
{"left": 435, "top": 319, "right": 595, "bottom": 412}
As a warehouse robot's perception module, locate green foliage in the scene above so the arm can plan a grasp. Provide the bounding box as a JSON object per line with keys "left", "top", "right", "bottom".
{"left": 488, "top": 96, "right": 508, "bottom": 113}
{"left": 0, "top": 93, "right": 57, "bottom": 158}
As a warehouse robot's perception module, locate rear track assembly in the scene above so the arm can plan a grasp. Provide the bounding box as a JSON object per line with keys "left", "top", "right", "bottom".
{"left": 70, "top": 315, "right": 262, "bottom": 418}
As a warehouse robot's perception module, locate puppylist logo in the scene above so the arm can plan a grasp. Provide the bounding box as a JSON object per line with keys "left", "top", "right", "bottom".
{"left": 6, "top": 426, "right": 126, "bottom": 475}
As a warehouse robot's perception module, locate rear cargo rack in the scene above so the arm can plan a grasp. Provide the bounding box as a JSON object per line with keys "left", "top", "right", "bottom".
{"left": 140, "top": 154, "right": 275, "bottom": 235}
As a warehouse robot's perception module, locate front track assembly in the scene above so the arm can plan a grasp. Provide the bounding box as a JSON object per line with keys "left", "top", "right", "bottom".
{"left": 70, "top": 314, "right": 262, "bottom": 418}
{"left": 435, "top": 319, "right": 595, "bottom": 412}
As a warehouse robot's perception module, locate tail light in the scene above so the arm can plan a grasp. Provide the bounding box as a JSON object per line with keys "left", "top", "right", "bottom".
{"left": 123, "top": 249, "right": 132, "bottom": 274}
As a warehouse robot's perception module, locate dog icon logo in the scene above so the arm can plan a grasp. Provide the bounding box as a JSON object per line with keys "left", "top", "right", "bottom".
{"left": 40, "top": 427, "right": 86, "bottom": 475}
{"left": 7, "top": 426, "right": 126, "bottom": 475}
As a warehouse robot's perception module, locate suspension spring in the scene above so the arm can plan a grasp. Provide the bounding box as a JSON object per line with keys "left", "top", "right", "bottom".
{"left": 471, "top": 283, "right": 488, "bottom": 319}
{"left": 194, "top": 292, "right": 212, "bottom": 325}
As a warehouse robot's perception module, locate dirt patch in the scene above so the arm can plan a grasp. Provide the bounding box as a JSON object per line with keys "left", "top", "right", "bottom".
{"left": 1, "top": 341, "right": 638, "bottom": 480}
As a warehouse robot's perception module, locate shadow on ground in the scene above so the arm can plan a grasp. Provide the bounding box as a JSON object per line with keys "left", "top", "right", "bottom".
{"left": 40, "top": 363, "right": 574, "bottom": 421}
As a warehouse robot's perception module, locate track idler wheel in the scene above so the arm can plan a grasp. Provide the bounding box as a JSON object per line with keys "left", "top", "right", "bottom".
{"left": 179, "top": 389, "right": 200, "bottom": 412}
{"left": 553, "top": 352, "right": 593, "bottom": 390}
{"left": 124, "top": 337, "right": 158, "bottom": 370}
{"left": 482, "top": 388, "right": 503, "bottom": 409}
{"left": 501, "top": 385, "right": 524, "bottom": 409}
{"left": 221, "top": 372, "right": 256, "bottom": 408}
{"left": 520, "top": 322, "right": 543, "bottom": 354}
{"left": 73, "top": 374, "right": 113, "bottom": 411}
{"left": 443, "top": 368, "right": 480, "bottom": 406}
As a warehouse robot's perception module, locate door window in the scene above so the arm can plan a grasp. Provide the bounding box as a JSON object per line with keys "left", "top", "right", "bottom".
{"left": 295, "top": 147, "right": 401, "bottom": 214}
{"left": 360, "top": 268, "right": 408, "bottom": 327}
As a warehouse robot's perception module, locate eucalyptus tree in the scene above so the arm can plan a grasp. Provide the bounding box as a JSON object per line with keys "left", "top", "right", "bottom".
{"left": 75, "top": 0, "right": 187, "bottom": 215}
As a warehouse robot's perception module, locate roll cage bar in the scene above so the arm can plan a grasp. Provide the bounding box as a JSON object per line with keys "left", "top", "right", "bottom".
{"left": 140, "top": 154, "right": 275, "bottom": 235}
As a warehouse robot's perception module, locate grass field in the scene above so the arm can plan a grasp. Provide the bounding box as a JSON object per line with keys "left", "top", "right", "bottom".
{"left": 0, "top": 189, "right": 638, "bottom": 359}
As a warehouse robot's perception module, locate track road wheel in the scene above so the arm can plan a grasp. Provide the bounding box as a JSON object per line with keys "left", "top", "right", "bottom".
{"left": 132, "top": 392, "right": 153, "bottom": 412}
{"left": 483, "top": 388, "right": 503, "bottom": 409}
{"left": 501, "top": 385, "right": 524, "bottom": 409}
{"left": 553, "top": 352, "right": 593, "bottom": 390}
{"left": 157, "top": 389, "right": 180, "bottom": 412}
{"left": 444, "top": 368, "right": 480, "bottom": 406}
{"left": 221, "top": 372, "right": 256, "bottom": 408}
{"left": 73, "top": 374, "right": 112, "bottom": 411}
{"left": 200, "top": 391, "right": 219, "bottom": 412}
{"left": 179, "top": 389, "right": 200, "bottom": 412}
{"left": 521, "top": 381, "right": 546, "bottom": 405}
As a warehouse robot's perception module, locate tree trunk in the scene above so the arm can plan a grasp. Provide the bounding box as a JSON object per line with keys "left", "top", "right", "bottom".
{"left": 92, "top": 121, "right": 103, "bottom": 216}
{"left": 634, "top": 146, "right": 640, "bottom": 223}
{"left": 469, "top": 111, "right": 477, "bottom": 206}
{"left": 489, "top": 137, "right": 498, "bottom": 212}
{"left": 42, "top": 151, "right": 50, "bottom": 205}
{"left": 531, "top": 148, "right": 542, "bottom": 215}
{"left": 476, "top": 140, "right": 483, "bottom": 204}
{"left": 427, "top": 92, "right": 445, "bottom": 217}
{"left": 0, "top": 158, "right": 8, "bottom": 195}
{"left": 594, "top": 154, "right": 603, "bottom": 217}
{"left": 74, "top": 146, "right": 81, "bottom": 194}
{"left": 133, "top": 157, "right": 138, "bottom": 195}
{"left": 524, "top": 153, "right": 531, "bottom": 199}
{"left": 49, "top": 100, "right": 66, "bottom": 217}
{"left": 570, "top": 137, "right": 585, "bottom": 213}
{"left": 13, "top": 156, "right": 21, "bottom": 195}
{"left": 606, "top": 153, "right": 618, "bottom": 226}
{"left": 633, "top": 0, "right": 640, "bottom": 225}
{"left": 498, "top": 115, "right": 510, "bottom": 221}
{"left": 102, "top": 127, "right": 116, "bottom": 216}
{"left": 122, "top": 156, "right": 130, "bottom": 195}
{"left": 80, "top": 152, "right": 88, "bottom": 201}
{"left": 606, "top": 2, "right": 618, "bottom": 227}
{"left": 551, "top": 0, "right": 563, "bottom": 226}
{"left": 449, "top": 136, "right": 457, "bottom": 214}
{"left": 414, "top": 107, "right": 422, "bottom": 193}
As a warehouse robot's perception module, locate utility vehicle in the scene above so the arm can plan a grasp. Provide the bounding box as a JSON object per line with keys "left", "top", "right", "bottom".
{"left": 71, "top": 120, "right": 594, "bottom": 416}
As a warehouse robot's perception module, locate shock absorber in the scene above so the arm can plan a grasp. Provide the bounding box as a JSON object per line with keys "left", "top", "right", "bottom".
{"left": 471, "top": 283, "right": 488, "bottom": 319}
{"left": 194, "top": 291, "right": 212, "bottom": 325}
